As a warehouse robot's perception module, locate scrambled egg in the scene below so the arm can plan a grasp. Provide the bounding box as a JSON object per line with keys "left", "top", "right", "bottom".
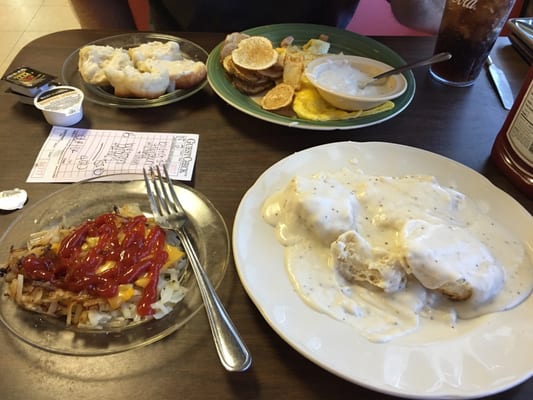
{"left": 292, "top": 80, "right": 394, "bottom": 121}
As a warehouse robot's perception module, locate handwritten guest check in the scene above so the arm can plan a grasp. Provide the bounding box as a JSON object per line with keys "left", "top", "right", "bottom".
{"left": 27, "top": 127, "right": 199, "bottom": 182}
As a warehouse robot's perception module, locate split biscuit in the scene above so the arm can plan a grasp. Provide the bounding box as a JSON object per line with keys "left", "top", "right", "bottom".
{"left": 104, "top": 65, "right": 169, "bottom": 99}
{"left": 128, "top": 41, "right": 182, "bottom": 64}
{"left": 231, "top": 36, "right": 279, "bottom": 71}
{"left": 78, "top": 45, "right": 132, "bottom": 86}
{"left": 139, "top": 58, "right": 207, "bottom": 91}
{"left": 261, "top": 83, "right": 295, "bottom": 110}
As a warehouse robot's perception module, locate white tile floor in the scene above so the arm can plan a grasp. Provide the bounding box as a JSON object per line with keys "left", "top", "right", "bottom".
{"left": 0, "top": 0, "right": 80, "bottom": 76}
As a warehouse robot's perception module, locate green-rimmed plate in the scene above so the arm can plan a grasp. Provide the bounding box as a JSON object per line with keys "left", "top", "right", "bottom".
{"left": 207, "top": 23, "right": 416, "bottom": 130}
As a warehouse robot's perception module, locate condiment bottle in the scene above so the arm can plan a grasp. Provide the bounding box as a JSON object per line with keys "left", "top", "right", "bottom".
{"left": 491, "top": 66, "right": 533, "bottom": 198}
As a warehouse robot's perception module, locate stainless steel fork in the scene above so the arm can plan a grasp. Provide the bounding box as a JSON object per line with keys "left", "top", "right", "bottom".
{"left": 143, "top": 165, "right": 252, "bottom": 372}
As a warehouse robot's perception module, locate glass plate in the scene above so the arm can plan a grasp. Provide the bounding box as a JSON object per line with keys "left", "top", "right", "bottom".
{"left": 61, "top": 32, "right": 209, "bottom": 108}
{"left": 233, "top": 141, "right": 533, "bottom": 398}
{"left": 0, "top": 175, "right": 229, "bottom": 355}
{"left": 207, "top": 23, "right": 416, "bottom": 130}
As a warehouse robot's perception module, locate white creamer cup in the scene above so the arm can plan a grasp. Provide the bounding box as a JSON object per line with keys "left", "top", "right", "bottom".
{"left": 34, "top": 85, "right": 84, "bottom": 126}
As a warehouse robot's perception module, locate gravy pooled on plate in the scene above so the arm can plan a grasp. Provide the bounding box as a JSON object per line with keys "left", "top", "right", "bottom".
{"left": 262, "top": 167, "right": 533, "bottom": 342}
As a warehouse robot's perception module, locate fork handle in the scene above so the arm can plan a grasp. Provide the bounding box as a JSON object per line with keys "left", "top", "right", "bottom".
{"left": 176, "top": 230, "right": 252, "bottom": 372}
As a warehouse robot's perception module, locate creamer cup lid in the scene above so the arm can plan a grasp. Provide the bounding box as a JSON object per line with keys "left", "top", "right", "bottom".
{"left": 0, "top": 188, "right": 27, "bottom": 210}
{"left": 34, "top": 85, "right": 84, "bottom": 126}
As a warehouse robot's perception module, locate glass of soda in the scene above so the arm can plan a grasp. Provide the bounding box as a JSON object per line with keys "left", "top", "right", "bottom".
{"left": 429, "top": 0, "right": 516, "bottom": 87}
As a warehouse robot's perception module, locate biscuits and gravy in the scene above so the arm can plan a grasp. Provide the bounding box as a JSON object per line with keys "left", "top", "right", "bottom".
{"left": 262, "top": 168, "right": 533, "bottom": 342}
{"left": 78, "top": 41, "right": 207, "bottom": 99}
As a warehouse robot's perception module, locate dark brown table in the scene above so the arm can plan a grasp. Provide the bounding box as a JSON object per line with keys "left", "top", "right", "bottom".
{"left": 0, "top": 30, "right": 531, "bottom": 400}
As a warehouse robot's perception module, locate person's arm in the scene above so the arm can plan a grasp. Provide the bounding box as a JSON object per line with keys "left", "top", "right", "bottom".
{"left": 388, "top": 0, "right": 445, "bottom": 34}
{"left": 69, "top": 0, "right": 136, "bottom": 29}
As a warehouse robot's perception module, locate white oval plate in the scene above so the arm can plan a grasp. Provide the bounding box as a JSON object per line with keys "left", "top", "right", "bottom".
{"left": 232, "top": 141, "right": 533, "bottom": 398}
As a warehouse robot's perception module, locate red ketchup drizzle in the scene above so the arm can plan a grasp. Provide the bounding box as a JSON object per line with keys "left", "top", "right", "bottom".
{"left": 20, "top": 213, "right": 168, "bottom": 316}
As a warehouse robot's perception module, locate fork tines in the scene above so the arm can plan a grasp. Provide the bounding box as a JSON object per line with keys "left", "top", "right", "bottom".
{"left": 143, "top": 165, "right": 184, "bottom": 218}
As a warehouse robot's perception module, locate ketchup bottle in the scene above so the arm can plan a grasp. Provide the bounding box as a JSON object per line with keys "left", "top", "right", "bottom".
{"left": 491, "top": 66, "right": 533, "bottom": 198}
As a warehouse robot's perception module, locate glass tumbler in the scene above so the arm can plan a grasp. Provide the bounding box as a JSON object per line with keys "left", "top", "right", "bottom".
{"left": 430, "top": 0, "right": 516, "bottom": 87}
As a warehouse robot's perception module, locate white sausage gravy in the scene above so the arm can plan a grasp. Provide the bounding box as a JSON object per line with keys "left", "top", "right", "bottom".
{"left": 262, "top": 167, "right": 533, "bottom": 343}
